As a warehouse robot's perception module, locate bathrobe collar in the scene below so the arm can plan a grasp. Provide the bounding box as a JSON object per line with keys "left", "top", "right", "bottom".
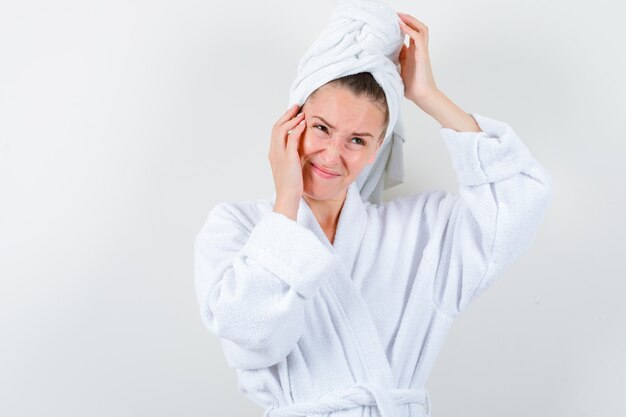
{"left": 297, "top": 182, "right": 398, "bottom": 388}
{"left": 296, "top": 181, "right": 367, "bottom": 275}
{"left": 271, "top": 182, "right": 398, "bottom": 391}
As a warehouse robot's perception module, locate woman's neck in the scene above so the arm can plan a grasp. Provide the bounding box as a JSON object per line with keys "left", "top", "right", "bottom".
{"left": 303, "top": 188, "right": 347, "bottom": 233}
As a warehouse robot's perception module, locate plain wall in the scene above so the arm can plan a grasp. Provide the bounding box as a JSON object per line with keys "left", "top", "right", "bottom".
{"left": 1, "top": 0, "right": 624, "bottom": 416}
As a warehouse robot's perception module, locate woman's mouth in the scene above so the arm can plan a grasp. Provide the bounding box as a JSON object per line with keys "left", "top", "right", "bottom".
{"left": 311, "top": 163, "right": 340, "bottom": 179}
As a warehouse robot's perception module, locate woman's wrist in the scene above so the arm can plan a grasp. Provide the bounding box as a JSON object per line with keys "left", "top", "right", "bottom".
{"left": 273, "top": 197, "right": 300, "bottom": 222}
{"left": 414, "top": 90, "right": 481, "bottom": 133}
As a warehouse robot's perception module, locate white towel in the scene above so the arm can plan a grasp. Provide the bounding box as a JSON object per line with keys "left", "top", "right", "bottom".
{"left": 287, "top": 0, "right": 406, "bottom": 204}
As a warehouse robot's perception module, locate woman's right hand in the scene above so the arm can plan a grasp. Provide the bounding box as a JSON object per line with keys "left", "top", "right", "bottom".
{"left": 269, "top": 104, "right": 307, "bottom": 221}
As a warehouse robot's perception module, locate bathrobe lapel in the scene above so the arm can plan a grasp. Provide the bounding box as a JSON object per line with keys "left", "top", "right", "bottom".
{"left": 295, "top": 181, "right": 363, "bottom": 272}
{"left": 294, "top": 182, "right": 397, "bottom": 388}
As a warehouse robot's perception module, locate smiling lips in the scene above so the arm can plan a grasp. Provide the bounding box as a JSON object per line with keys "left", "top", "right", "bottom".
{"left": 311, "top": 163, "right": 340, "bottom": 178}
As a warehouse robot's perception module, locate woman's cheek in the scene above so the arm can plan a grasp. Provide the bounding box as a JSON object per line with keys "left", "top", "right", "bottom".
{"left": 300, "top": 129, "right": 315, "bottom": 152}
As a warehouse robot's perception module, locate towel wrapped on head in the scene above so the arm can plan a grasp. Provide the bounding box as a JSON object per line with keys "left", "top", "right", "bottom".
{"left": 288, "top": 0, "right": 407, "bottom": 204}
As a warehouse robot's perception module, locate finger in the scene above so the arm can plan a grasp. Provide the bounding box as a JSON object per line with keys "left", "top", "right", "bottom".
{"left": 398, "top": 18, "right": 421, "bottom": 43}
{"left": 397, "top": 13, "right": 419, "bottom": 32}
{"left": 400, "top": 43, "right": 410, "bottom": 63}
{"left": 286, "top": 119, "right": 306, "bottom": 150}
{"left": 272, "top": 107, "right": 298, "bottom": 152}
{"left": 287, "top": 117, "right": 306, "bottom": 135}
{"left": 272, "top": 112, "right": 304, "bottom": 154}
{"left": 398, "top": 12, "right": 428, "bottom": 33}
{"left": 282, "top": 111, "right": 306, "bottom": 133}
{"left": 276, "top": 103, "right": 300, "bottom": 126}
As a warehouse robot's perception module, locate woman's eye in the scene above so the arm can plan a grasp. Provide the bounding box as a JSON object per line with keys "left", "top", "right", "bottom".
{"left": 313, "top": 124, "right": 365, "bottom": 146}
{"left": 313, "top": 124, "right": 328, "bottom": 133}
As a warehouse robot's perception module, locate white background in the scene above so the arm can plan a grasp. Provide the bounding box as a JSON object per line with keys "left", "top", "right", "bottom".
{"left": 1, "top": 0, "right": 624, "bottom": 416}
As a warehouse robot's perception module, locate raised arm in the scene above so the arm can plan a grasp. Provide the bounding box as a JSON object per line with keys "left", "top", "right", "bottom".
{"left": 194, "top": 203, "right": 343, "bottom": 369}
{"left": 422, "top": 109, "right": 553, "bottom": 318}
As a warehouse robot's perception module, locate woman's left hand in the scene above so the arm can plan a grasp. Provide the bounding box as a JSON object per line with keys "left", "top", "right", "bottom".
{"left": 397, "top": 12, "right": 440, "bottom": 106}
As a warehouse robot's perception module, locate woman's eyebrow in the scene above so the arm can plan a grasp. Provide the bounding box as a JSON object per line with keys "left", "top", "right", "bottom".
{"left": 312, "top": 115, "right": 373, "bottom": 138}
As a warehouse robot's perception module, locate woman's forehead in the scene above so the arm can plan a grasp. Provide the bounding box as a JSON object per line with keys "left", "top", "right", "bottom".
{"left": 304, "top": 92, "right": 385, "bottom": 132}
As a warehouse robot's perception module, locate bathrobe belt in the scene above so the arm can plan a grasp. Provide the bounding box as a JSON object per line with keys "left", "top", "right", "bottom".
{"left": 263, "top": 382, "right": 431, "bottom": 417}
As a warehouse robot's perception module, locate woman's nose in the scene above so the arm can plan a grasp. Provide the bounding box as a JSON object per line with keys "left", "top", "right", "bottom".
{"left": 320, "top": 139, "right": 342, "bottom": 161}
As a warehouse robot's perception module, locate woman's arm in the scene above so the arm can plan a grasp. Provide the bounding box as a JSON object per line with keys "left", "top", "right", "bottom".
{"left": 417, "top": 89, "right": 482, "bottom": 133}
{"left": 422, "top": 111, "right": 553, "bottom": 318}
{"left": 396, "top": 12, "right": 481, "bottom": 134}
{"left": 194, "top": 204, "right": 343, "bottom": 369}
{"left": 397, "top": 12, "right": 553, "bottom": 317}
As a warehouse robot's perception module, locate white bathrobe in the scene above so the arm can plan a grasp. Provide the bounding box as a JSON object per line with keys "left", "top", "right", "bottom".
{"left": 194, "top": 112, "right": 553, "bottom": 417}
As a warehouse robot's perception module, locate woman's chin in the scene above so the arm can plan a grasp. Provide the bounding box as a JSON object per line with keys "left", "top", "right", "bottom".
{"left": 303, "top": 179, "right": 344, "bottom": 201}
{"left": 303, "top": 185, "right": 326, "bottom": 200}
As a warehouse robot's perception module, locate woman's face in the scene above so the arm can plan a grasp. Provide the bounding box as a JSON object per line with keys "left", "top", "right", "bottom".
{"left": 299, "top": 84, "right": 386, "bottom": 202}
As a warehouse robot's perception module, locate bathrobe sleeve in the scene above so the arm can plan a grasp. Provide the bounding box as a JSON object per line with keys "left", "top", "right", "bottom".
{"left": 427, "top": 112, "right": 553, "bottom": 318}
{"left": 194, "top": 204, "right": 343, "bottom": 370}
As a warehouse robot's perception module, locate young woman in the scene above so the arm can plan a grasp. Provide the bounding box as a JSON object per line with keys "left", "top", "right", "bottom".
{"left": 194, "top": 10, "right": 553, "bottom": 417}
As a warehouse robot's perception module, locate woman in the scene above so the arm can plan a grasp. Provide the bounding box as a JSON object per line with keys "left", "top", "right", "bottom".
{"left": 194, "top": 9, "right": 553, "bottom": 417}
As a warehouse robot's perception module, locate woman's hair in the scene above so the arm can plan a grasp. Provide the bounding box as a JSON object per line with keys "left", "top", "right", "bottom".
{"left": 309, "top": 72, "right": 389, "bottom": 144}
